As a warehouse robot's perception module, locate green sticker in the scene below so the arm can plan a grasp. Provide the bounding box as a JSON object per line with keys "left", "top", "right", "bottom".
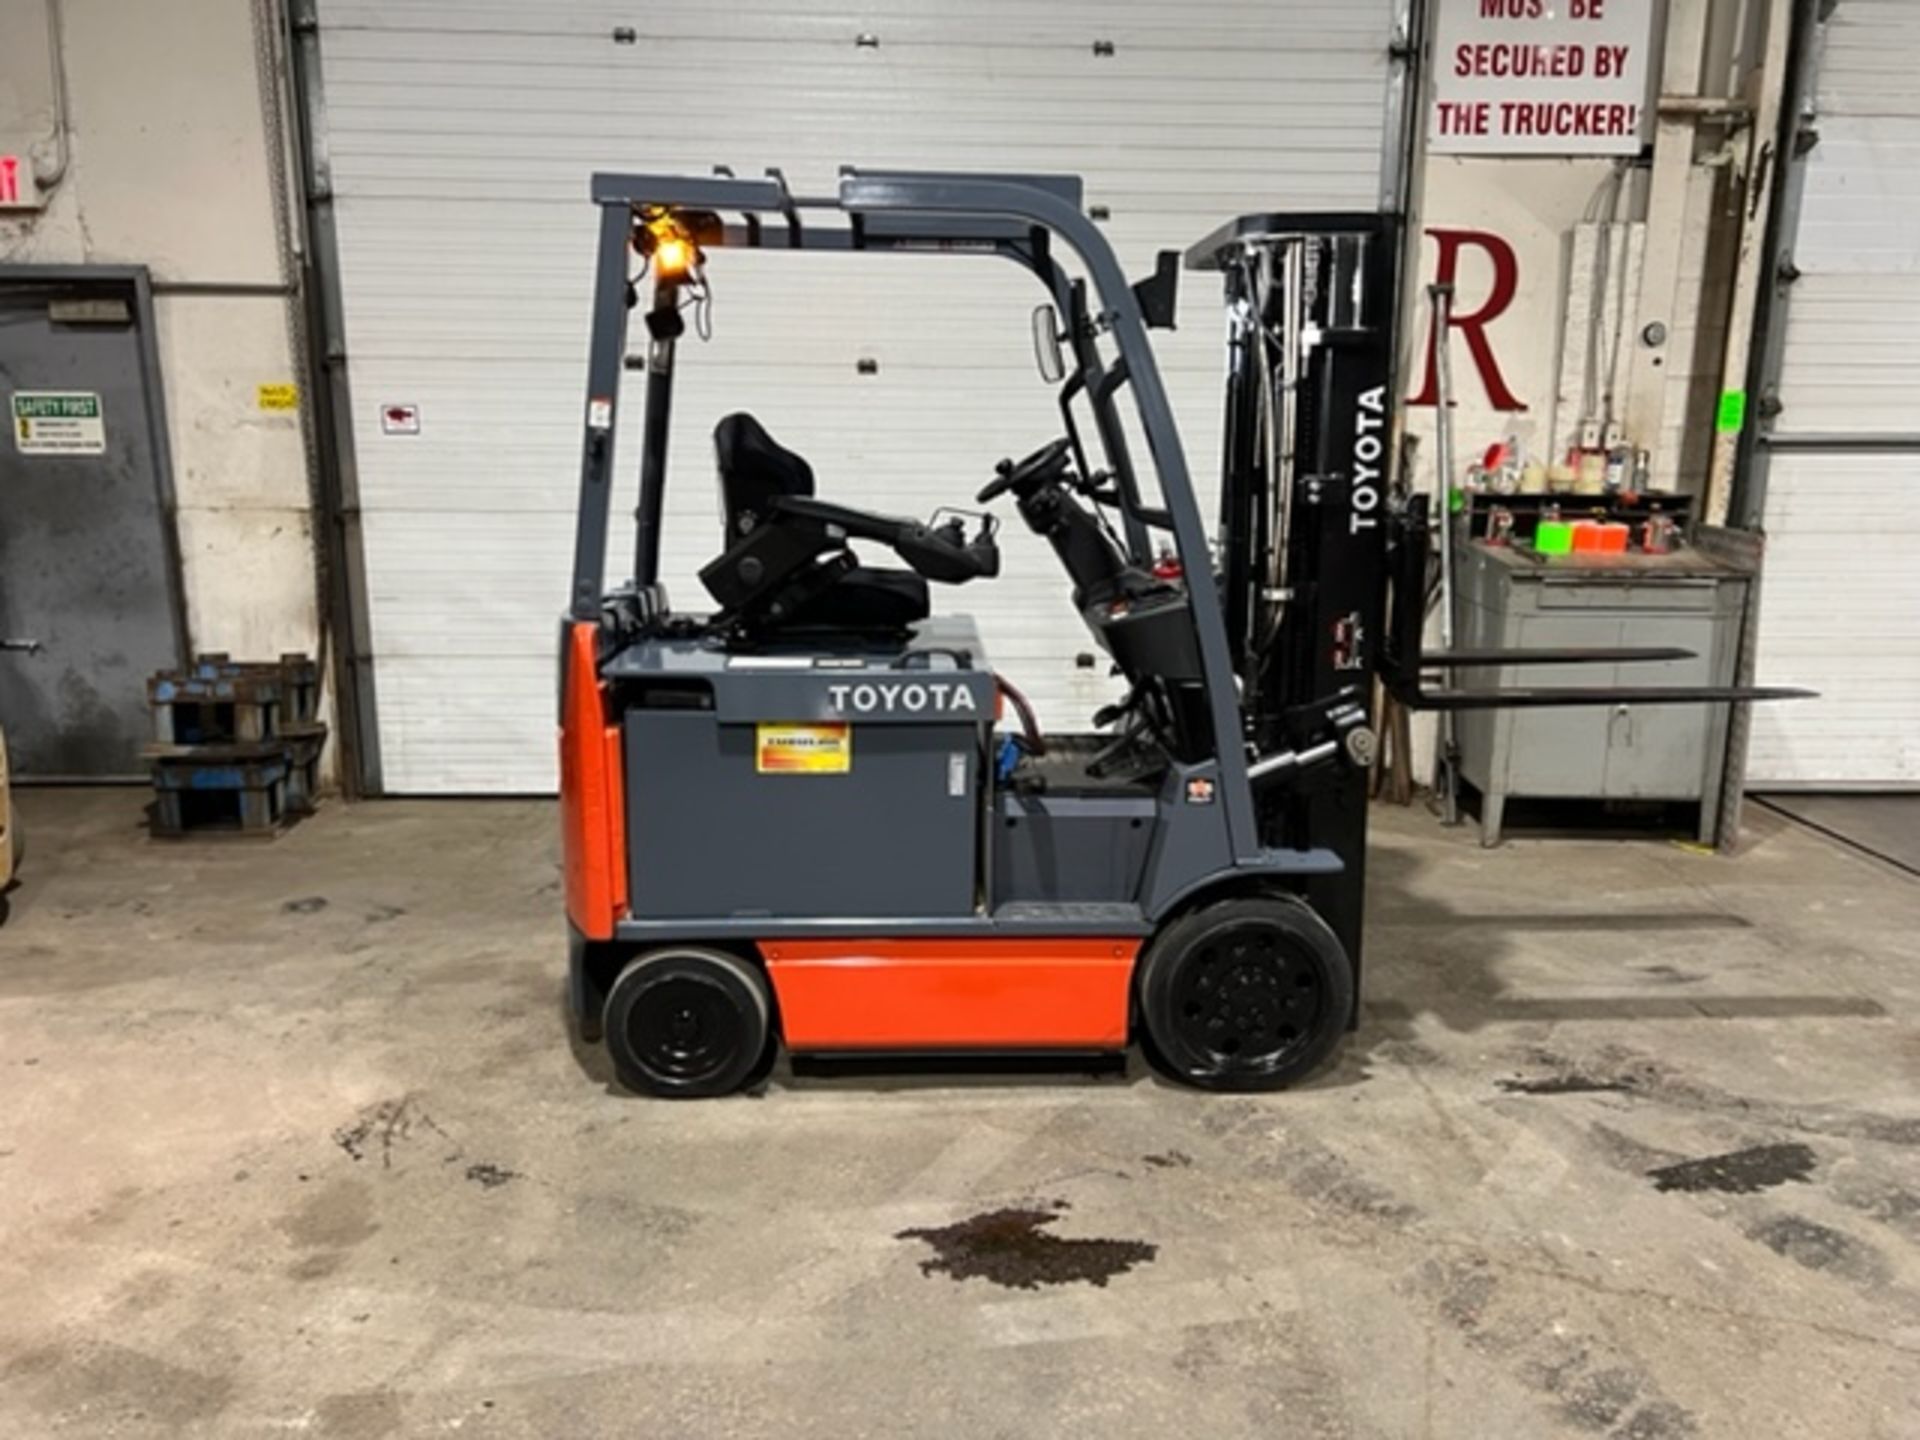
{"left": 1716, "top": 389, "right": 1748, "bottom": 433}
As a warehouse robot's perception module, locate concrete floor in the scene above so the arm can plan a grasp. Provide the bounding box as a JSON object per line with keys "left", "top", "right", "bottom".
{"left": 1759, "top": 794, "right": 1920, "bottom": 878}
{"left": 2, "top": 790, "right": 1917, "bottom": 1439}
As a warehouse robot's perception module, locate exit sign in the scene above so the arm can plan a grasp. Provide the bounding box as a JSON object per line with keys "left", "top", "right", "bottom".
{"left": 0, "top": 155, "right": 41, "bottom": 211}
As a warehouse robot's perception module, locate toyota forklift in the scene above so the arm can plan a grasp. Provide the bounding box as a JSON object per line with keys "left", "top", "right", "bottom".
{"left": 560, "top": 169, "right": 1803, "bottom": 1097}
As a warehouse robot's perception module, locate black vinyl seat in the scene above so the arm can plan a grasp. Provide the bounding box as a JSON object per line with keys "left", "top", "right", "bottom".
{"left": 712, "top": 412, "right": 930, "bottom": 628}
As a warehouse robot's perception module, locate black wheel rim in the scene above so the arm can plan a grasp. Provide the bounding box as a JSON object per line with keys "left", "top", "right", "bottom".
{"left": 1170, "top": 920, "right": 1326, "bottom": 1074}
{"left": 625, "top": 975, "right": 749, "bottom": 1084}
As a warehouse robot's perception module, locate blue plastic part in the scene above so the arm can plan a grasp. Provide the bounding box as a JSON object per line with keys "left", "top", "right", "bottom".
{"left": 996, "top": 736, "right": 1020, "bottom": 784}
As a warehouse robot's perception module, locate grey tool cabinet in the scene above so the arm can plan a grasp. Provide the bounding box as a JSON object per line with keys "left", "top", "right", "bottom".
{"left": 1452, "top": 542, "right": 1754, "bottom": 846}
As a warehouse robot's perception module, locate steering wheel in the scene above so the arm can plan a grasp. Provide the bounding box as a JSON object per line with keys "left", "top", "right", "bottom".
{"left": 977, "top": 437, "right": 1072, "bottom": 505}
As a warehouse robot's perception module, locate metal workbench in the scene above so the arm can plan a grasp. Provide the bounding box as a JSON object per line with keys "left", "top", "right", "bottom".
{"left": 1451, "top": 541, "right": 1757, "bottom": 846}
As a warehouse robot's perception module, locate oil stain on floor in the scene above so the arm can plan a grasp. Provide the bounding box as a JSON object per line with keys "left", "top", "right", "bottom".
{"left": 1496, "top": 1074, "right": 1636, "bottom": 1096}
{"left": 464, "top": 1162, "right": 519, "bottom": 1190}
{"left": 1646, "top": 1142, "right": 1817, "bottom": 1195}
{"left": 896, "top": 1201, "right": 1156, "bottom": 1290}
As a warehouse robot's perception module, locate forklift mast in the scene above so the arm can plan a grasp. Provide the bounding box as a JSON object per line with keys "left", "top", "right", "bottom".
{"left": 1186, "top": 214, "right": 1398, "bottom": 978}
{"left": 1185, "top": 213, "right": 1808, "bottom": 971}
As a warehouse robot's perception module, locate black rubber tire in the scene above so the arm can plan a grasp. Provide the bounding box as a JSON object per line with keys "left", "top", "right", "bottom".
{"left": 603, "top": 947, "right": 773, "bottom": 1098}
{"left": 1137, "top": 894, "right": 1354, "bottom": 1092}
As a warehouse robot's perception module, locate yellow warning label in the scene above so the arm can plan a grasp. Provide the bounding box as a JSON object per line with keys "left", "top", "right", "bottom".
{"left": 257, "top": 382, "right": 299, "bottom": 412}
{"left": 756, "top": 723, "right": 850, "bottom": 774}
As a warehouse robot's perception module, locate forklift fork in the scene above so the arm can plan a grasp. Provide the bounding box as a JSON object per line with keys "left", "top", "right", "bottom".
{"left": 1381, "top": 496, "right": 1813, "bottom": 712}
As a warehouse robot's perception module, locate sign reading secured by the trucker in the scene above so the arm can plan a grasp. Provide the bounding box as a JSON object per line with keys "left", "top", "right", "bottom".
{"left": 1430, "top": 0, "right": 1655, "bottom": 156}
{"left": 12, "top": 391, "right": 107, "bottom": 455}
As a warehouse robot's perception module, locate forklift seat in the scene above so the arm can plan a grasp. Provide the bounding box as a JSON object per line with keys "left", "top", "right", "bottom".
{"left": 712, "top": 412, "right": 930, "bottom": 628}
{"left": 715, "top": 410, "right": 814, "bottom": 534}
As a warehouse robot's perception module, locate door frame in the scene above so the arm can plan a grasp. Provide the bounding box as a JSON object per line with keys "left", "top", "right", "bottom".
{"left": 285, "top": 0, "right": 382, "bottom": 796}
{"left": 1731, "top": 0, "right": 1830, "bottom": 531}
{"left": 0, "top": 263, "right": 192, "bottom": 751}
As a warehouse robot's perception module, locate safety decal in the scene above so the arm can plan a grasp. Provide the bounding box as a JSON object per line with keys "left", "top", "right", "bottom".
{"left": 11, "top": 391, "right": 105, "bottom": 455}
{"left": 756, "top": 723, "right": 851, "bottom": 775}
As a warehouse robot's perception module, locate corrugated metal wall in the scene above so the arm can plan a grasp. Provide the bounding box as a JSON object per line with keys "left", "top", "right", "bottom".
{"left": 313, "top": 0, "right": 1397, "bottom": 793}
{"left": 1751, "top": 0, "right": 1920, "bottom": 787}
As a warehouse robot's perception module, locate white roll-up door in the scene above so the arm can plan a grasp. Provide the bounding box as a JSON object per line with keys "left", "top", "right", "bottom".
{"left": 313, "top": 1, "right": 1402, "bottom": 792}
{"left": 1751, "top": 0, "right": 1920, "bottom": 787}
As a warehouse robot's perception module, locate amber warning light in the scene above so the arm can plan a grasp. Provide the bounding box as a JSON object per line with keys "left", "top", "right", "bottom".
{"left": 640, "top": 211, "right": 702, "bottom": 281}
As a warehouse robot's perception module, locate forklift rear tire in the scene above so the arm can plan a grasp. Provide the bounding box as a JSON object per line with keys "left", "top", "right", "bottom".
{"left": 603, "top": 947, "right": 774, "bottom": 1098}
{"left": 1137, "top": 895, "right": 1354, "bottom": 1092}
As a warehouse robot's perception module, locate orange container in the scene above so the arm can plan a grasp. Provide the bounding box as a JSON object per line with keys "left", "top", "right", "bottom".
{"left": 1571, "top": 520, "right": 1629, "bottom": 553}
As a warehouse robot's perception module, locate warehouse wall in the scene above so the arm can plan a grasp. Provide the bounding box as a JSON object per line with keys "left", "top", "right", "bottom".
{"left": 0, "top": 0, "right": 318, "bottom": 669}
{"left": 1399, "top": 0, "right": 1765, "bottom": 500}
{"left": 1388, "top": 0, "right": 1777, "bottom": 784}
{"left": 1401, "top": 158, "right": 1729, "bottom": 490}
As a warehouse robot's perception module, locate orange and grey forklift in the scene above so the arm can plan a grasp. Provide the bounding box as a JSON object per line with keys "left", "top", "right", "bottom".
{"left": 560, "top": 169, "right": 1804, "bottom": 1097}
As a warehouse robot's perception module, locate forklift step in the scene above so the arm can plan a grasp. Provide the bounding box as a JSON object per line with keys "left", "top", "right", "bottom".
{"left": 991, "top": 901, "right": 1150, "bottom": 932}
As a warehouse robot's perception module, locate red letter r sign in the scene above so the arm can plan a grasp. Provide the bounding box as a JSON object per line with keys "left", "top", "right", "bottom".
{"left": 1408, "top": 227, "right": 1527, "bottom": 413}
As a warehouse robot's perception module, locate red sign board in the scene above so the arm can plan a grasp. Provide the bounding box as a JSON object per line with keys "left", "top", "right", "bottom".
{"left": 0, "top": 157, "right": 20, "bottom": 207}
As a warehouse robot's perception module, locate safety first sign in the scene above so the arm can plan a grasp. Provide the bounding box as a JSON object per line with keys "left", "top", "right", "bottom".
{"left": 12, "top": 391, "right": 106, "bottom": 455}
{"left": 1430, "top": 0, "right": 1655, "bottom": 156}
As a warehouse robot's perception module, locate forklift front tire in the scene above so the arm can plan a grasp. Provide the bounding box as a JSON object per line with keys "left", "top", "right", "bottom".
{"left": 603, "top": 947, "right": 774, "bottom": 1098}
{"left": 1137, "top": 895, "right": 1354, "bottom": 1092}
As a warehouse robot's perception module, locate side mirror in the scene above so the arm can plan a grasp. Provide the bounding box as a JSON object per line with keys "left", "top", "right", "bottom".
{"left": 1031, "top": 304, "right": 1066, "bottom": 384}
